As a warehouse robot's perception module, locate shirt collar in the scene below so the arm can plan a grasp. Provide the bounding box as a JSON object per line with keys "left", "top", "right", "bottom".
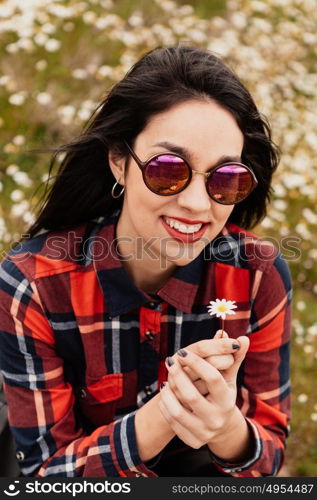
{"left": 92, "top": 209, "right": 207, "bottom": 316}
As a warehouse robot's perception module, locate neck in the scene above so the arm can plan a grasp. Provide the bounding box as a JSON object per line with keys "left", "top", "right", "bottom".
{"left": 116, "top": 218, "right": 176, "bottom": 294}
{"left": 122, "top": 258, "right": 174, "bottom": 295}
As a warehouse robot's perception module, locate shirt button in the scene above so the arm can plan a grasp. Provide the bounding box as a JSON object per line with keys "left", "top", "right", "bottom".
{"left": 144, "top": 385, "right": 152, "bottom": 395}
{"left": 16, "top": 451, "right": 25, "bottom": 461}
{"left": 79, "top": 388, "right": 87, "bottom": 399}
{"left": 145, "top": 330, "right": 154, "bottom": 340}
{"left": 148, "top": 301, "right": 156, "bottom": 309}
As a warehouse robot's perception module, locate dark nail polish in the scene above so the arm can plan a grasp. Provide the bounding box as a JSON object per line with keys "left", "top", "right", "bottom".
{"left": 232, "top": 343, "right": 240, "bottom": 350}
{"left": 177, "top": 349, "right": 188, "bottom": 357}
{"left": 166, "top": 356, "right": 174, "bottom": 367}
{"left": 160, "top": 382, "right": 166, "bottom": 389}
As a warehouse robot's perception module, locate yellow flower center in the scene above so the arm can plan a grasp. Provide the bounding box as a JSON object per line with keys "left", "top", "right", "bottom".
{"left": 218, "top": 305, "right": 228, "bottom": 312}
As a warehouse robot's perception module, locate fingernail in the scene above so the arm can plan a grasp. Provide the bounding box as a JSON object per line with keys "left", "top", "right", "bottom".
{"left": 160, "top": 382, "right": 166, "bottom": 389}
{"left": 166, "top": 356, "right": 174, "bottom": 367}
{"left": 232, "top": 343, "right": 240, "bottom": 350}
{"left": 177, "top": 349, "right": 188, "bottom": 357}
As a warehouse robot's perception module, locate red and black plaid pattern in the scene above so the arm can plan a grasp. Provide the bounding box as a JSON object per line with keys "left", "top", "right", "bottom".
{"left": 0, "top": 209, "right": 291, "bottom": 477}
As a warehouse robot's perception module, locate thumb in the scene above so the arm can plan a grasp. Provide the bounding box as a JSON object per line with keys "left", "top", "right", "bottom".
{"left": 214, "top": 329, "right": 229, "bottom": 339}
{"left": 222, "top": 335, "right": 250, "bottom": 382}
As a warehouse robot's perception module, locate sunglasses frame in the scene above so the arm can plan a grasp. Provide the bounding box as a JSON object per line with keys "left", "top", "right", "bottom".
{"left": 124, "top": 141, "right": 258, "bottom": 205}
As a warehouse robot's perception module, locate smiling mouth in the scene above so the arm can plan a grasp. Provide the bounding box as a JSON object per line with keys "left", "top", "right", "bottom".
{"left": 163, "top": 216, "right": 203, "bottom": 234}
{"left": 160, "top": 216, "right": 210, "bottom": 243}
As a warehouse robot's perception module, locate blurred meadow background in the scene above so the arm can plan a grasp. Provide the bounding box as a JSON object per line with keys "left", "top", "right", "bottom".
{"left": 0, "top": 0, "right": 316, "bottom": 476}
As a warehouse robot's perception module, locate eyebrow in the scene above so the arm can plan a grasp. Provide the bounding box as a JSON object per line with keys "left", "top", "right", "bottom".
{"left": 153, "top": 141, "right": 242, "bottom": 166}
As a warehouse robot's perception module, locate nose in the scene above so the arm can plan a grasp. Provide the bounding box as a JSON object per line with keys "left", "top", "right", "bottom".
{"left": 176, "top": 172, "right": 212, "bottom": 213}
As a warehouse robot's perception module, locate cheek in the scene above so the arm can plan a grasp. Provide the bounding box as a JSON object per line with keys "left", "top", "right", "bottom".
{"left": 125, "top": 178, "right": 167, "bottom": 224}
{"left": 210, "top": 203, "right": 234, "bottom": 223}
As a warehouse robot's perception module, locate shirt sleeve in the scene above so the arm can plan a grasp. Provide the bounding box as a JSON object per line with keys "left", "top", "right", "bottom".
{"left": 0, "top": 257, "right": 156, "bottom": 477}
{"left": 209, "top": 252, "right": 292, "bottom": 477}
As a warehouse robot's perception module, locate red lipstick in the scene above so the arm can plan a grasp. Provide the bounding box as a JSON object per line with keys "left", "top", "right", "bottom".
{"left": 160, "top": 216, "right": 210, "bottom": 244}
{"left": 164, "top": 216, "right": 208, "bottom": 224}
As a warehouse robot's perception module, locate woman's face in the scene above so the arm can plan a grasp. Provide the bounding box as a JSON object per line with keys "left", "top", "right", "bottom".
{"left": 110, "top": 99, "right": 244, "bottom": 270}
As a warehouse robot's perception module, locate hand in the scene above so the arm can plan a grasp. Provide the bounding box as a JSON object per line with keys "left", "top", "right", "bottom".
{"left": 185, "top": 329, "right": 234, "bottom": 373}
{"left": 167, "top": 330, "right": 237, "bottom": 400}
{"left": 159, "top": 336, "right": 249, "bottom": 449}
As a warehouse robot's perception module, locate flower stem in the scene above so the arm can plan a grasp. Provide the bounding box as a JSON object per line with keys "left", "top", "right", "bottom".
{"left": 221, "top": 318, "right": 224, "bottom": 336}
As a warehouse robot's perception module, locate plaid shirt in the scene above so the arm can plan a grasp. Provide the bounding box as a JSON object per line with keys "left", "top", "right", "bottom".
{"left": 0, "top": 209, "right": 291, "bottom": 477}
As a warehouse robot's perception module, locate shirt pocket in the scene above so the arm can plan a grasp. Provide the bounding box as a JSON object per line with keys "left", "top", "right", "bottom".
{"left": 77, "top": 373, "right": 123, "bottom": 427}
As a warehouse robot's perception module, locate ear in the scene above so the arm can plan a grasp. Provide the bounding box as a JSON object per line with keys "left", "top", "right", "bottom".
{"left": 108, "top": 147, "right": 127, "bottom": 185}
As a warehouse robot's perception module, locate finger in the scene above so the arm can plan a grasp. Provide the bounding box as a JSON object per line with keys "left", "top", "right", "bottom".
{"left": 205, "top": 354, "right": 234, "bottom": 371}
{"left": 205, "top": 331, "right": 233, "bottom": 371}
{"left": 214, "top": 329, "right": 229, "bottom": 339}
{"left": 165, "top": 356, "right": 197, "bottom": 398}
{"left": 175, "top": 371, "right": 208, "bottom": 396}
{"left": 183, "top": 365, "right": 199, "bottom": 381}
{"left": 221, "top": 335, "right": 250, "bottom": 383}
{"left": 167, "top": 370, "right": 191, "bottom": 400}
{"left": 193, "top": 378, "right": 209, "bottom": 396}
{"left": 165, "top": 356, "right": 211, "bottom": 414}
{"left": 158, "top": 397, "right": 203, "bottom": 449}
{"left": 173, "top": 350, "right": 228, "bottom": 405}
{"left": 166, "top": 358, "right": 193, "bottom": 393}
{"left": 185, "top": 338, "right": 241, "bottom": 358}
{"left": 183, "top": 354, "right": 233, "bottom": 375}
{"left": 159, "top": 381, "right": 203, "bottom": 429}
{"left": 165, "top": 374, "right": 195, "bottom": 411}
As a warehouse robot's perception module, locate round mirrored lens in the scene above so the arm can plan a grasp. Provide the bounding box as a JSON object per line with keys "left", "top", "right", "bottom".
{"left": 208, "top": 165, "right": 254, "bottom": 204}
{"left": 144, "top": 155, "right": 190, "bottom": 195}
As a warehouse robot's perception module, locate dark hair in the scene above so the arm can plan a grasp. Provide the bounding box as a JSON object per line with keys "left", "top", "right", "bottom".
{"left": 25, "top": 45, "right": 279, "bottom": 240}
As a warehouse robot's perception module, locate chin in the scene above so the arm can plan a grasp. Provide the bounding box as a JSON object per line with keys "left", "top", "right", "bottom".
{"left": 164, "top": 253, "right": 199, "bottom": 267}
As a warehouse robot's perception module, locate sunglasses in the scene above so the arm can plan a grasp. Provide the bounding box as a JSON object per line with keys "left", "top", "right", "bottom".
{"left": 124, "top": 142, "right": 258, "bottom": 205}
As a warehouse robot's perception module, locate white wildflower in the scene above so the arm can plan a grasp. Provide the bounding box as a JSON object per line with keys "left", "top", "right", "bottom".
{"left": 97, "top": 65, "right": 113, "bottom": 78}
{"left": 297, "top": 394, "right": 308, "bottom": 403}
{"left": 83, "top": 11, "right": 97, "bottom": 24}
{"left": 35, "top": 59, "right": 48, "bottom": 71}
{"left": 45, "top": 38, "right": 61, "bottom": 52}
{"left": 307, "top": 325, "right": 317, "bottom": 336}
{"left": 207, "top": 299, "right": 237, "bottom": 320}
{"left": 72, "top": 69, "right": 88, "bottom": 80}
{"left": 304, "top": 345, "right": 313, "bottom": 354}
{"left": 22, "top": 211, "right": 35, "bottom": 225}
{"left": 36, "top": 92, "right": 52, "bottom": 105}
{"left": 12, "top": 135, "right": 25, "bottom": 146}
{"left": 6, "top": 164, "right": 19, "bottom": 176}
{"left": 10, "top": 189, "right": 24, "bottom": 202}
{"left": 57, "top": 105, "right": 76, "bottom": 124}
{"left": 8, "top": 92, "right": 26, "bottom": 106}
{"left": 296, "top": 301, "right": 306, "bottom": 311}
{"left": 12, "top": 171, "right": 32, "bottom": 187}
{"left": 11, "top": 200, "right": 30, "bottom": 217}
{"left": 34, "top": 33, "right": 48, "bottom": 46}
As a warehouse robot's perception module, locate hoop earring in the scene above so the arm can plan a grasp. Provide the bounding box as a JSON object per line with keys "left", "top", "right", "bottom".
{"left": 111, "top": 180, "right": 125, "bottom": 199}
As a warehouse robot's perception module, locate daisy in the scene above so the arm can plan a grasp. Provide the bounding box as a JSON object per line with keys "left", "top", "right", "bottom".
{"left": 207, "top": 298, "right": 237, "bottom": 335}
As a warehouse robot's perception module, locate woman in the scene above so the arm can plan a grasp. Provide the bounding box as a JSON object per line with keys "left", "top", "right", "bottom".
{"left": 0, "top": 46, "right": 291, "bottom": 477}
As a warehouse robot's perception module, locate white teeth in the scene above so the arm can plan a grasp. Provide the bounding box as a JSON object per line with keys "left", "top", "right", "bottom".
{"left": 164, "top": 217, "right": 202, "bottom": 234}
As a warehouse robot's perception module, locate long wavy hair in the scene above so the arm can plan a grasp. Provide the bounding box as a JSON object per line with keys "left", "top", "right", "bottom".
{"left": 24, "top": 45, "right": 279, "bottom": 240}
